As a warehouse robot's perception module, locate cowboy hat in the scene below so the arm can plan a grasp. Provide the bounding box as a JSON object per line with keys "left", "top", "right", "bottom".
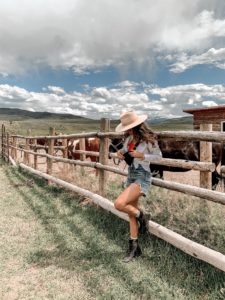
{"left": 115, "top": 111, "right": 148, "bottom": 132}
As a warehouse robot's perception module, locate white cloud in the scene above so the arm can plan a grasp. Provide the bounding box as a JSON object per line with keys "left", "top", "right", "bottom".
{"left": 47, "top": 86, "right": 65, "bottom": 94}
{"left": 167, "top": 48, "right": 225, "bottom": 73}
{"left": 146, "top": 83, "right": 225, "bottom": 117}
{"left": 1, "top": 82, "right": 225, "bottom": 120}
{"left": 202, "top": 100, "right": 218, "bottom": 107}
{"left": 92, "top": 88, "right": 111, "bottom": 99}
{"left": 159, "top": 10, "right": 225, "bottom": 51}
{"left": 1, "top": 1, "right": 225, "bottom": 75}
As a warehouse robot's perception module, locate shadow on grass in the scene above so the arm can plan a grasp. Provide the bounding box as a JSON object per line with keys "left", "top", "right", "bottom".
{"left": 4, "top": 165, "right": 225, "bottom": 299}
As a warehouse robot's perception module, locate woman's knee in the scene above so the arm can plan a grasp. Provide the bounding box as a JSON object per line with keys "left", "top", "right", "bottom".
{"left": 114, "top": 198, "right": 125, "bottom": 211}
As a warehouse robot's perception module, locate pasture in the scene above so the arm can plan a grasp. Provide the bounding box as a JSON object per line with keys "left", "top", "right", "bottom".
{"left": 1, "top": 160, "right": 225, "bottom": 299}
{"left": 1, "top": 114, "right": 225, "bottom": 299}
{"left": 0, "top": 111, "right": 193, "bottom": 135}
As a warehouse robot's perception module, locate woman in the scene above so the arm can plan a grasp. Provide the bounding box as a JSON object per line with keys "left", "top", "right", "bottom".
{"left": 114, "top": 111, "right": 162, "bottom": 262}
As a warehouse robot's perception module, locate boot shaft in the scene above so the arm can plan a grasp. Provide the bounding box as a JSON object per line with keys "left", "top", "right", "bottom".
{"left": 123, "top": 239, "right": 142, "bottom": 263}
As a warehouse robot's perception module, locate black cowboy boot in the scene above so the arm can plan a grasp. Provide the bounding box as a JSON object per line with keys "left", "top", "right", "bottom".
{"left": 137, "top": 210, "right": 149, "bottom": 234}
{"left": 123, "top": 239, "right": 142, "bottom": 263}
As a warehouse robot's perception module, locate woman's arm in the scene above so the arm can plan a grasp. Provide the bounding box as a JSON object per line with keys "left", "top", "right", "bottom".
{"left": 142, "top": 141, "right": 162, "bottom": 162}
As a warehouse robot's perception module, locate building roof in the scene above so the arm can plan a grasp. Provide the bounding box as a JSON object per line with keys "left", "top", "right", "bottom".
{"left": 183, "top": 105, "right": 225, "bottom": 114}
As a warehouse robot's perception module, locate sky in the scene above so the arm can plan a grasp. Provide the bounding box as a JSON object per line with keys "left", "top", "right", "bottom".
{"left": 1, "top": 0, "right": 225, "bottom": 120}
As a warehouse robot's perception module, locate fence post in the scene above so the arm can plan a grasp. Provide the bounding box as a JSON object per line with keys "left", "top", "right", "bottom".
{"left": 11, "top": 136, "right": 17, "bottom": 161}
{"left": 33, "top": 138, "right": 38, "bottom": 169}
{"left": 23, "top": 139, "right": 27, "bottom": 164}
{"left": 23, "top": 130, "right": 31, "bottom": 165}
{"left": 27, "top": 129, "right": 31, "bottom": 165}
{"left": 1, "top": 124, "right": 5, "bottom": 160}
{"left": 99, "top": 118, "right": 110, "bottom": 196}
{"left": 62, "top": 138, "right": 68, "bottom": 159}
{"left": 23, "top": 138, "right": 28, "bottom": 164}
{"left": 200, "top": 124, "right": 212, "bottom": 189}
{"left": 47, "top": 127, "right": 55, "bottom": 182}
{"left": 79, "top": 136, "right": 86, "bottom": 175}
{"left": 62, "top": 138, "right": 68, "bottom": 173}
{"left": 6, "top": 132, "right": 10, "bottom": 163}
{"left": 80, "top": 137, "right": 86, "bottom": 161}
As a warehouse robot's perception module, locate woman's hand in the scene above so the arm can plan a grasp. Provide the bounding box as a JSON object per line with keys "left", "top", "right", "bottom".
{"left": 129, "top": 151, "right": 144, "bottom": 160}
{"left": 117, "top": 151, "right": 124, "bottom": 160}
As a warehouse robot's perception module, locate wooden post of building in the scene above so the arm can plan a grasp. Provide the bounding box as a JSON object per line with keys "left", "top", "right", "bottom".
{"left": 99, "top": 118, "right": 110, "bottom": 196}
{"left": 47, "top": 127, "right": 55, "bottom": 182}
{"left": 200, "top": 124, "right": 212, "bottom": 189}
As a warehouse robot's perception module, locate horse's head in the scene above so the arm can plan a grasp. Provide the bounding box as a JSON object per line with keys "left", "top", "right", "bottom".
{"left": 109, "top": 138, "right": 123, "bottom": 153}
{"left": 108, "top": 138, "right": 123, "bottom": 164}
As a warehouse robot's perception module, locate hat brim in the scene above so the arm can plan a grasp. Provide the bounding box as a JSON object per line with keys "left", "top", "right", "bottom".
{"left": 115, "top": 114, "right": 148, "bottom": 132}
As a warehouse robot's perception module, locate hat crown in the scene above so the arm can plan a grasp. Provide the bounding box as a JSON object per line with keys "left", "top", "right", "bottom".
{"left": 120, "top": 111, "right": 139, "bottom": 127}
{"left": 115, "top": 111, "right": 148, "bottom": 132}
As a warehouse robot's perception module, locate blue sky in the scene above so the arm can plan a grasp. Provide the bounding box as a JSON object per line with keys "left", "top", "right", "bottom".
{"left": 0, "top": 0, "right": 225, "bottom": 119}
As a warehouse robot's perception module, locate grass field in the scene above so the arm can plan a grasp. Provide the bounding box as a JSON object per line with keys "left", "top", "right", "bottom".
{"left": 0, "top": 108, "right": 193, "bottom": 135}
{"left": 0, "top": 160, "right": 225, "bottom": 300}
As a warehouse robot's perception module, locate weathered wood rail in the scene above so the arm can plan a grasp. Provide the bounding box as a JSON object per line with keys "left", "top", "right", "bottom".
{"left": 8, "top": 144, "right": 216, "bottom": 172}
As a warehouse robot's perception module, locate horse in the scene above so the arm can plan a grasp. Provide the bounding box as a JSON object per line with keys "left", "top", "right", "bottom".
{"left": 67, "top": 137, "right": 100, "bottom": 175}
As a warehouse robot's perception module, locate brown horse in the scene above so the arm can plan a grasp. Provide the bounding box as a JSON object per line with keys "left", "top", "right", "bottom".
{"left": 67, "top": 137, "right": 100, "bottom": 162}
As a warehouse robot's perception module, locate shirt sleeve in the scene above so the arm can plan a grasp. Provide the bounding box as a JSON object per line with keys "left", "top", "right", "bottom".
{"left": 143, "top": 141, "right": 162, "bottom": 162}
{"left": 119, "top": 137, "right": 130, "bottom": 154}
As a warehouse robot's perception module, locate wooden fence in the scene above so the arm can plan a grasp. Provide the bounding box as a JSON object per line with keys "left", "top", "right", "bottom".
{"left": 1, "top": 121, "right": 225, "bottom": 272}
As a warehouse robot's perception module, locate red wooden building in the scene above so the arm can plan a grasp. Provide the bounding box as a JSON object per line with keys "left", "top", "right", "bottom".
{"left": 183, "top": 106, "right": 225, "bottom": 131}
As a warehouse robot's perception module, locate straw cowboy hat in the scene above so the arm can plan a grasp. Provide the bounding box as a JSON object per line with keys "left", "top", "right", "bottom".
{"left": 115, "top": 111, "right": 148, "bottom": 132}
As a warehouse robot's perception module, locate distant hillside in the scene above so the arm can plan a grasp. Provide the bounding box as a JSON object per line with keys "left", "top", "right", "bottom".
{"left": 149, "top": 116, "right": 193, "bottom": 125}
{"left": 0, "top": 107, "right": 193, "bottom": 123}
{"left": 0, "top": 108, "right": 193, "bottom": 134}
{"left": 0, "top": 108, "right": 89, "bottom": 121}
{"left": 149, "top": 116, "right": 193, "bottom": 131}
{"left": 0, "top": 108, "right": 87, "bottom": 121}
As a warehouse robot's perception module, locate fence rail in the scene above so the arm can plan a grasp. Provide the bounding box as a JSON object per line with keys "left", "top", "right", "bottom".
{"left": 10, "top": 130, "right": 225, "bottom": 142}
{"left": 8, "top": 144, "right": 216, "bottom": 173}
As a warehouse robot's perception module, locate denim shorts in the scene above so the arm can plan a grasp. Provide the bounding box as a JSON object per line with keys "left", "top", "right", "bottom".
{"left": 125, "top": 164, "right": 151, "bottom": 197}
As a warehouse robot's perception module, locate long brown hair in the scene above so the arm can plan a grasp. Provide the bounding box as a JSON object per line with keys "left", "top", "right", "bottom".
{"left": 125, "top": 122, "right": 157, "bottom": 144}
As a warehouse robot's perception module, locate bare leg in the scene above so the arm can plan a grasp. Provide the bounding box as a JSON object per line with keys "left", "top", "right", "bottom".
{"left": 114, "top": 183, "right": 141, "bottom": 238}
{"left": 114, "top": 183, "right": 141, "bottom": 215}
